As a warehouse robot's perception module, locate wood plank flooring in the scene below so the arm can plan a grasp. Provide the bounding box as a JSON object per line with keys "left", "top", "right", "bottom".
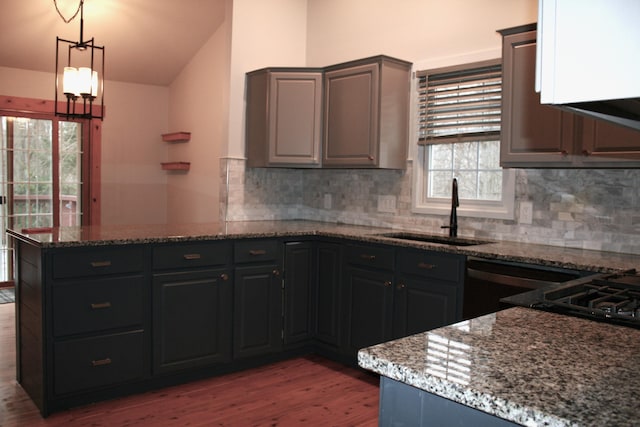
{"left": 0, "top": 303, "right": 380, "bottom": 426}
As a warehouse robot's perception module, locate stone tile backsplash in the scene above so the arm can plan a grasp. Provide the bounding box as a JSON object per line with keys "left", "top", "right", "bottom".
{"left": 221, "top": 158, "right": 640, "bottom": 255}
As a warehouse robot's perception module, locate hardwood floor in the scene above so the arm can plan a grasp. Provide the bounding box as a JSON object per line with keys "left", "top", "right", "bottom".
{"left": 0, "top": 303, "right": 380, "bottom": 426}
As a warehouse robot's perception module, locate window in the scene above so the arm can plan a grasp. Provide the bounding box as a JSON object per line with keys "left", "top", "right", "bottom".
{"left": 413, "top": 59, "right": 515, "bottom": 220}
{"left": 0, "top": 95, "right": 101, "bottom": 284}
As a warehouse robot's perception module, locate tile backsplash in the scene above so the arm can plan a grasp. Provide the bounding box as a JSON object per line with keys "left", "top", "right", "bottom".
{"left": 221, "top": 158, "right": 640, "bottom": 255}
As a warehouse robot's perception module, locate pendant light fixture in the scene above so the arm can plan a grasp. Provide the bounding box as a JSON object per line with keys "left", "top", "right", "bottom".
{"left": 54, "top": 0, "right": 105, "bottom": 119}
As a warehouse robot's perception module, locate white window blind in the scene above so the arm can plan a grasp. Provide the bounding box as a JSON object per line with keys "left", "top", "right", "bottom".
{"left": 417, "top": 59, "right": 502, "bottom": 145}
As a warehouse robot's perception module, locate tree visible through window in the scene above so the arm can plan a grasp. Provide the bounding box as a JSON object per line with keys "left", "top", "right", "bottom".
{"left": 0, "top": 113, "right": 87, "bottom": 283}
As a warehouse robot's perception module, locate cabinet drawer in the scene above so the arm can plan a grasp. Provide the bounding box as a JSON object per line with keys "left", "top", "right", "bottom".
{"left": 234, "top": 240, "right": 279, "bottom": 264}
{"left": 52, "top": 247, "right": 144, "bottom": 279}
{"left": 153, "top": 242, "right": 231, "bottom": 270}
{"left": 345, "top": 244, "right": 394, "bottom": 270}
{"left": 53, "top": 330, "right": 145, "bottom": 395}
{"left": 52, "top": 276, "right": 144, "bottom": 337}
{"left": 397, "top": 250, "right": 463, "bottom": 282}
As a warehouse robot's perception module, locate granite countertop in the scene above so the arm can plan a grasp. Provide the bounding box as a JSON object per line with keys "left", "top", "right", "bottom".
{"left": 7, "top": 220, "right": 640, "bottom": 272}
{"left": 358, "top": 307, "right": 640, "bottom": 427}
{"left": 7, "top": 220, "right": 640, "bottom": 273}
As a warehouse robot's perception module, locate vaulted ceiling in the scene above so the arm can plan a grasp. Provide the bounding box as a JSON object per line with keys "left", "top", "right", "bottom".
{"left": 0, "top": 0, "right": 226, "bottom": 86}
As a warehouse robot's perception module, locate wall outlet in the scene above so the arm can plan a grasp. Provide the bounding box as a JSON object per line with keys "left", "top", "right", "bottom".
{"left": 323, "top": 193, "right": 332, "bottom": 210}
{"left": 519, "top": 201, "right": 533, "bottom": 224}
{"left": 378, "top": 195, "right": 397, "bottom": 213}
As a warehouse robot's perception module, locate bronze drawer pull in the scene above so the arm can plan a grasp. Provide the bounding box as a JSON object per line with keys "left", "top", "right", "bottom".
{"left": 90, "top": 302, "right": 112, "bottom": 310}
{"left": 249, "top": 249, "right": 267, "bottom": 256}
{"left": 220, "top": 273, "right": 229, "bottom": 281}
{"left": 183, "top": 253, "right": 202, "bottom": 260}
{"left": 418, "top": 262, "right": 436, "bottom": 270}
{"left": 91, "top": 358, "right": 112, "bottom": 367}
{"left": 360, "top": 254, "right": 376, "bottom": 261}
{"left": 90, "top": 260, "right": 112, "bottom": 268}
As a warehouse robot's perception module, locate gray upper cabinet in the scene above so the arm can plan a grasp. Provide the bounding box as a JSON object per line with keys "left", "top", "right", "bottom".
{"left": 323, "top": 56, "right": 411, "bottom": 169}
{"left": 500, "top": 24, "right": 640, "bottom": 168}
{"left": 245, "top": 55, "right": 411, "bottom": 169}
{"left": 499, "top": 25, "right": 575, "bottom": 167}
{"left": 246, "top": 68, "right": 323, "bottom": 167}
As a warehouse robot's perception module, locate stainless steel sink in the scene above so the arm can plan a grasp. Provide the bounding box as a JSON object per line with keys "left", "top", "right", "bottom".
{"left": 376, "top": 232, "right": 493, "bottom": 247}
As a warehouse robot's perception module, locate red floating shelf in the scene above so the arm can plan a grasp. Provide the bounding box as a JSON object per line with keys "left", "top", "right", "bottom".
{"left": 162, "top": 132, "right": 191, "bottom": 143}
{"left": 161, "top": 162, "right": 191, "bottom": 171}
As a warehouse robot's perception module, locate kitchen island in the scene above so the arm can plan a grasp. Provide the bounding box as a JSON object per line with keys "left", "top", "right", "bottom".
{"left": 358, "top": 306, "right": 640, "bottom": 426}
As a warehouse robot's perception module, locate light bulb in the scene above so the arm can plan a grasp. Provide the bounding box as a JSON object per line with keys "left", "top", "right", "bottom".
{"left": 63, "top": 67, "right": 79, "bottom": 96}
{"left": 78, "top": 67, "right": 92, "bottom": 96}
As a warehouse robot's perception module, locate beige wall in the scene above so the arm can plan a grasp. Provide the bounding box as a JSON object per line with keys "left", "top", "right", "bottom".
{"left": 101, "top": 80, "right": 169, "bottom": 225}
{"left": 226, "top": 0, "right": 309, "bottom": 159}
{"left": 166, "top": 7, "right": 231, "bottom": 224}
{"left": 306, "top": 0, "right": 537, "bottom": 66}
{"left": 0, "top": 66, "right": 169, "bottom": 225}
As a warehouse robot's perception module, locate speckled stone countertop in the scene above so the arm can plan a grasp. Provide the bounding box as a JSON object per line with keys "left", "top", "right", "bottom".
{"left": 7, "top": 220, "right": 640, "bottom": 272}
{"left": 358, "top": 307, "right": 640, "bottom": 427}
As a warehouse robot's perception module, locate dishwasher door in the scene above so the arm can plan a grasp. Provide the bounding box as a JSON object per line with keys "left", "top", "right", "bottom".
{"left": 463, "top": 257, "right": 587, "bottom": 319}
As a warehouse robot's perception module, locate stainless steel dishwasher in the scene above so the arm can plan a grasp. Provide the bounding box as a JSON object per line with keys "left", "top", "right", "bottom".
{"left": 463, "top": 257, "right": 592, "bottom": 319}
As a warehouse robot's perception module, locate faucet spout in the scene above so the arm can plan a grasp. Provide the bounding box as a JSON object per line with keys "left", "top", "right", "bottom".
{"left": 441, "top": 178, "right": 458, "bottom": 237}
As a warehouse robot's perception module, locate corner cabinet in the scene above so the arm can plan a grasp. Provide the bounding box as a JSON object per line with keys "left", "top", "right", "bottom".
{"left": 246, "top": 68, "right": 323, "bottom": 167}
{"left": 500, "top": 24, "right": 640, "bottom": 168}
{"left": 245, "top": 55, "right": 412, "bottom": 169}
{"left": 323, "top": 56, "right": 411, "bottom": 169}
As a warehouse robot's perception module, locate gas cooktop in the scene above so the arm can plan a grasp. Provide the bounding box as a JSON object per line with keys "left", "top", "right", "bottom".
{"left": 532, "top": 270, "right": 640, "bottom": 329}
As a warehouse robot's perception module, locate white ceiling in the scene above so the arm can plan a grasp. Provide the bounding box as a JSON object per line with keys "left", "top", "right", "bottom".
{"left": 0, "top": 0, "right": 226, "bottom": 86}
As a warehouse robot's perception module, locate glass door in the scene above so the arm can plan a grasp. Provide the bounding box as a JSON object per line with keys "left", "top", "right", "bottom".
{"left": 0, "top": 115, "right": 84, "bottom": 284}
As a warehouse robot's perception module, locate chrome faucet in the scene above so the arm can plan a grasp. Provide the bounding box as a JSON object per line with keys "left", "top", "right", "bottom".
{"left": 441, "top": 178, "right": 459, "bottom": 237}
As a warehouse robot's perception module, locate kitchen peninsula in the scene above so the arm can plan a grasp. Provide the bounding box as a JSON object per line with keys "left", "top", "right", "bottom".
{"left": 8, "top": 220, "right": 640, "bottom": 417}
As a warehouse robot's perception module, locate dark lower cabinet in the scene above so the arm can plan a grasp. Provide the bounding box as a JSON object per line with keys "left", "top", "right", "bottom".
{"left": 343, "top": 266, "right": 394, "bottom": 357}
{"left": 152, "top": 269, "right": 232, "bottom": 374}
{"left": 54, "top": 330, "right": 145, "bottom": 395}
{"left": 233, "top": 264, "right": 283, "bottom": 358}
{"left": 315, "top": 242, "right": 343, "bottom": 350}
{"left": 283, "top": 242, "right": 315, "bottom": 347}
{"left": 13, "top": 234, "right": 466, "bottom": 417}
{"left": 393, "top": 274, "right": 458, "bottom": 339}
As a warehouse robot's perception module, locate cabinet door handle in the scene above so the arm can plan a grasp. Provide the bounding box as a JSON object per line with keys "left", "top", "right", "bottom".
{"left": 384, "top": 281, "right": 392, "bottom": 287}
{"left": 582, "top": 149, "right": 591, "bottom": 156}
{"left": 272, "top": 269, "right": 281, "bottom": 277}
{"left": 560, "top": 150, "right": 569, "bottom": 156}
{"left": 397, "top": 283, "right": 406, "bottom": 290}
{"left": 90, "top": 302, "right": 112, "bottom": 310}
{"left": 220, "top": 273, "right": 229, "bottom": 281}
{"left": 249, "top": 249, "right": 267, "bottom": 256}
{"left": 360, "top": 254, "right": 376, "bottom": 261}
{"left": 90, "top": 260, "right": 112, "bottom": 268}
{"left": 368, "top": 155, "right": 374, "bottom": 161}
{"left": 418, "top": 262, "right": 436, "bottom": 270}
{"left": 183, "top": 253, "right": 202, "bottom": 260}
{"left": 91, "top": 358, "right": 112, "bottom": 367}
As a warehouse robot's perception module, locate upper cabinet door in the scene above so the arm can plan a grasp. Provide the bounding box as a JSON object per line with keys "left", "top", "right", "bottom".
{"left": 323, "top": 56, "right": 411, "bottom": 169}
{"left": 499, "top": 26, "right": 575, "bottom": 167}
{"left": 323, "top": 62, "right": 379, "bottom": 167}
{"left": 580, "top": 118, "right": 640, "bottom": 165}
{"left": 246, "top": 69, "right": 322, "bottom": 167}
